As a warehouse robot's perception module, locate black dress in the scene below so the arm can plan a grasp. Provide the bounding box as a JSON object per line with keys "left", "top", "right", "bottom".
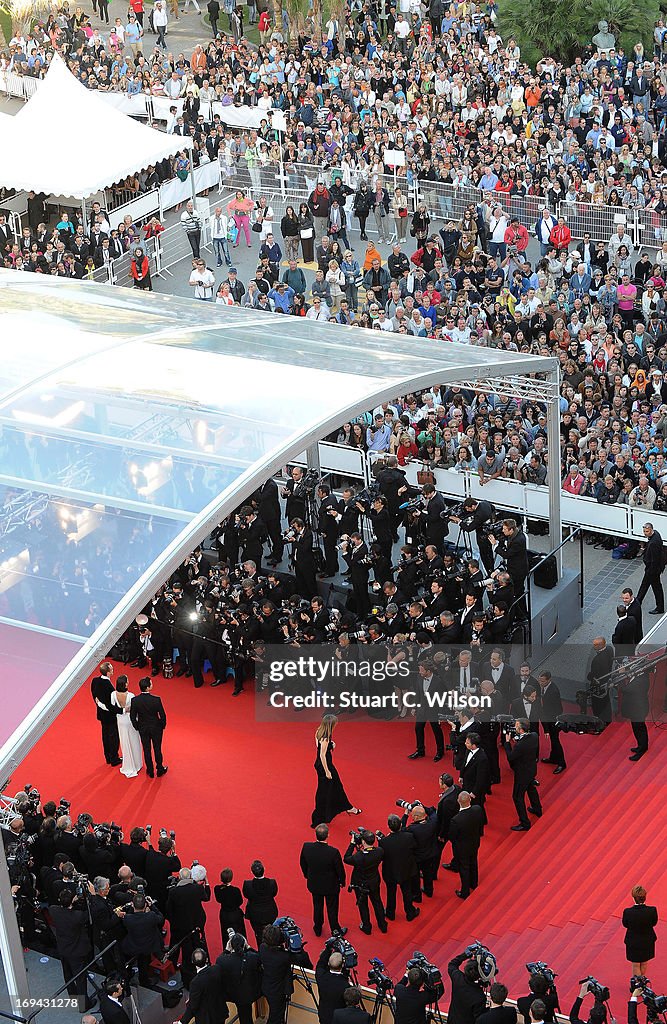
{"left": 214, "top": 883, "right": 247, "bottom": 942}
{"left": 311, "top": 740, "right": 352, "bottom": 827}
{"left": 622, "top": 903, "right": 658, "bottom": 963}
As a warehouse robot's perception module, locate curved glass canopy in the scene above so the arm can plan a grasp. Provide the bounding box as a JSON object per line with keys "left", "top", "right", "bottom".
{"left": 0, "top": 271, "right": 557, "bottom": 774}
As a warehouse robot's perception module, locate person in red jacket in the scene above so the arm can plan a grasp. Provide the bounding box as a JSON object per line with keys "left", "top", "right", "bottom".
{"left": 130, "top": 248, "right": 152, "bottom": 290}
{"left": 503, "top": 216, "right": 529, "bottom": 253}
{"left": 549, "top": 216, "right": 571, "bottom": 253}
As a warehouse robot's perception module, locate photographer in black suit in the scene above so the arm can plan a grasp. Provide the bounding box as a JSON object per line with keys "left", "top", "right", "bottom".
{"left": 538, "top": 671, "right": 566, "bottom": 774}
{"left": 316, "top": 948, "right": 349, "bottom": 1024}
{"left": 636, "top": 522, "right": 665, "bottom": 614}
{"left": 517, "top": 981, "right": 558, "bottom": 1023}
{"left": 300, "top": 824, "right": 346, "bottom": 936}
{"left": 216, "top": 933, "right": 262, "bottom": 1024}
{"left": 238, "top": 507, "right": 268, "bottom": 569}
{"left": 259, "top": 924, "right": 294, "bottom": 1024}
{"left": 181, "top": 948, "right": 227, "bottom": 1024}
{"left": 437, "top": 773, "right": 461, "bottom": 870}
{"left": 420, "top": 484, "right": 448, "bottom": 550}
{"left": 281, "top": 467, "right": 308, "bottom": 523}
{"left": 256, "top": 478, "right": 283, "bottom": 566}
{"left": 447, "top": 946, "right": 487, "bottom": 1024}
{"left": 586, "top": 638, "right": 614, "bottom": 724}
{"left": 343, "top": 831, "right": 387, "bottom": 935}
{"left": 49, "top": 887, "right": 97, "bottom": 1011}
{"left": 460, "top": 733, "right": 490, "bottom": 828}
{"left": 318, "top": 484, "right": 342, "bottom": 578}
{"left": 332, "top": 988, "right": 371, "bottom": 1024}
{"left": 129, "top": 677, "right": 167, "bottom": 778}
{"left": 394, "top": 968, "right": 436, "bottom": 1024}
{"left": 145, "top": 836, "right": 181, "bottom": 912}
{"left": 622, "top": 671, "right": 650, "bottom": 761}
{"left": 488, "top": 518, "right": 529, "bottom": 617}
{"left": 401, "top": 802, "right": 439, "bottom": 901}
{"left": 91, "top": 662, "right": 121, "bottom": 766}
{"left": 122, "top": 892, "right": 165, "bottom": 987}
{"left": 341, "top": 533, "right": 371, "bottom": 617}
{"left": 291, "top": 518, "right": 318, "bottom": 598}
{"left": 166, "top": 864, "right": 210, "bottom": 987}
{"left": 450, "top": 497, "right": 496, "bottom": 574}
{"left": 478, "top": 984, "right": 517, "bottom": 1024}
{"left": 378, "top": 815, "right": 419, "bottom": 922}
{"left": 503, "top": 719, "right": 542, "bottom": 831}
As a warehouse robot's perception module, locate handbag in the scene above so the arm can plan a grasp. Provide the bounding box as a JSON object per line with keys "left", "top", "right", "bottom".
{"left": 227, "top": 223, "right": 239, "bottom": 243}
{"left": 417, "top": 466, "right": 435, "bottom": 485}
{"left": 251, "top": 221, "right": 262, "bottom": 233}
{"left": 300, "top": 227, "right": 314, "bottom": 239}
{"left": 176, "top": 168, "right": 189, "bottom": 182}
{"left": 398, "top": 207, "right": 408, "bottom": 218}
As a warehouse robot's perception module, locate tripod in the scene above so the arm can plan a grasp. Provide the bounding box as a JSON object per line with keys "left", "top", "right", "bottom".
{"left": 369, "top": 988, "right": 395, "bottom": 1024}
{"left": 284, "top": 963, "right": 319, "bottom": 1023}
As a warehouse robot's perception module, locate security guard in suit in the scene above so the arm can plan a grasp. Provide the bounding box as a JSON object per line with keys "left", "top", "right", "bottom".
{"left": 317, "top": 484, "right": 342, "bottom": 578}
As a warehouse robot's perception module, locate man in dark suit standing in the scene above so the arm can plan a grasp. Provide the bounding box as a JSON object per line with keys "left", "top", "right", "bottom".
{"left": 299, "top": 824, "right": 346, "bottom": 936}
{"left": 637, "top": 522, "right": 665, "bottom": 614}
{"left": 49, "top": 888, "right": 96, "bottom": 1011}
{"left": 477, "top": 983, "right": 517, "bottom": 1024}
{"left": 586, "top": 637, "right": 614, "bottom": 724}
{"left": 238, "top": 507, "right": 267, "bottom": 569}
{"left": 166, "top": 865, "right": 211, "bottom": 987}
{"left": 613, "top": 606, "right": 638, "bottom": 654}
{"left": 343, "top": 832, "right": 387, "bottom": 935}
{"left": 315, "top": 947, "right": 349, "bottom": 1024}
{"left": 291, "top": 518, "right": 318, "bottom": 597}
{"left": 130, "top": 677, "right": 167, "bottom": 778}
{"left": 503, "top": 718, "right": 542, "bottom": 831}
{"left": 460, "top": 733, "right": 490, "bottom": 828}
{"left": 538, "top": 671, "right": 566, "bottom": 774}
{"left": 622, "top": 671, "right": 651, "bottom": 761}
{"left": 437, "top": 773, "right": 461, "bottom": 870}
{"left": 448, "top": 791, "right": 484, "bottom": 900}
{"left": 100, "top": 978, "right": 131, "bottom": 1024}
{"left": 621, "top": 587, "right": 643, "bottom": 641}
{"left": 378, "top": 815, "right": 419, "bottom": 922}
{"left": 447, "top": 945, "right": 487, "bottom": 1024}
{"left": 341, "top": 533, "right": 371, "bottom": 617}
{"left": 122, "top": 892, "right": 165, "bottom": 987}
{"left": 332, "top": 988, "right": 371, "bottom": 1024}
{"left": 181, "top": 948, "right": 227, "bottom": 1024}
{"left": 256, "top": 479, "right": 283, "bottom": 566}
{"left": 510, "top": 680, "right": 541, "bottom": 735}
{"left": 91, "top": 661, "right": 120, "bottom": 766}
{"left": 317, "top": 484, "right": 342, "bottom": 578}
{"left": 489, "top": 519, "right": 530, "bottom": 617}
{"left": 409, "top": 661, "right": 445, "bottom": 762}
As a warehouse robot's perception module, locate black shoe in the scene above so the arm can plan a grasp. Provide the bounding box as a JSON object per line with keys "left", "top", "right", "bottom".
{"left": 528, "top": 807, "right": 542, "bottom": 817}
{"left": 359, "top": 924, "right": 372, "bottom": 934}
{"left": 433, "top": 753, "right": 444, "bottom": 762}
{"left": 313, "top": 927, "right": 322, "bottom": 937}
{"left": 541, "top": 757, "right": 556, "bottom": 764}
{"left": 455, "top": 890, "right": 468, "bottom": 900}
{"left": 631, "top": 746, "right": 640, "bottom": 752}
{"left": 649, "top": 609, "right": 664, "bottom": 615}
{"left": 441, "top": 862, "right": 457, "bottom": 871}
{"left": 378, "top": 923, "right": 388, "bottom": 933}
{"left": 360, "top": 233, "right": 368, "bottom": 240}
{"left": 109, "top": 759, "right": 122, "bottom": 766}
{"left": 406, "top": 908, "right": 420, "bottom": 921}
{"left": 232, "top": 688, "right": 243, "bottom": 696}
{"left": 211, "top": 679, "right": 225, "bottom": 687}
{"left": 385, "top": 912, "right": 395, "bottom": 921}
{"left": 157, "top": 766, "right": 168, "bottom": 777}
{"left": 511, "top": 824, "right": 531, "bottom": 831}
{"left": 408, "top": 750, "right": 425, "bottom": 759}
{"left": 185, "top": 669, "right": 192, "bottom": 677}
{"left": 146, "top": 769, "right": 155, "bottom": 778}
{"left": 553, "top": 766, "right": 566, "bottom": 775}
{"left": 629, "top": 751, "right": 647, "bottom": 761}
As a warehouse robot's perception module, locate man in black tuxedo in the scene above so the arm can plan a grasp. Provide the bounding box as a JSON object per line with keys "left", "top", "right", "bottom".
{"left": 166, "top": 865, "right": 211, "bottom": 987}
{"left": 238, "top": 507, "right": 267, "bottom": 569}
{"left": 420, "top": 484, "right": 448, "bottom": 550}
{"left": 332, "top": 987, "right": 371, "bottom": 1024}
{"left": 450, "top": 496, "right": 496, "bottom": 574}
{"left": 100, "top": 978, "right": 131, "bottom": 1024}
{"left": 538, "top": 671, "right": 566, "bottom": 774}
{"left": 341, "top": 533, "right": 371, "bottom": 617}
{"left": 460, "top": 733, "right": 490, "bottom": 829}
{"left": 510, "top": 682, "right": 541, "bottom": 736}
{"left": 402, "top": 802, "right": 439, "bottom": 901}
{"left": 91, "top": 661, "right": 121, "bottom": 766}
{"left": 637, "top": 522, "right": 665, "bottom": 614}
{"left": 291, "top": 518, "right": 318, "bottom": 597}
{"left": 299, "top": 824, "right": 346, "bottom": 936}
{"left": 378, "top": 815, "right": 419, "bottom": 922}
{"left": 122, "top": 892, "right": 165, "bottom": 987}
{"left": 489, "top": 519, "right": 529, "bottom": 617}
{"left": 436, "top": 773, "right": 461, "bottom": 870}
{"left": 256, "top": 479, "right": 283, "bottom": 566}
{"left": 181, "top": 948, "right": 227, "bottom": 1024}
{"left": 129, "top": 677, "right": 167, "bottom": 778}
{"left": 448, "top": 792, "right": 484, "bottom": 899}
{"left": 477, "top": 983, "right": 517, "bottom": 1024}
{"left": 281, "top": 467, "right": 308, "bottom": 523}
{"left": 612, "top": 605, "right": 638, "bottom": 654}
{"left": 343, "top": 831, "right": 387, "bottom": 935}
{"left": 479, "top": 649, "right": 519, "bottom": 704}
{"left": 503, "top": 718, "right": 542, "bottom": 831}
{"left": 622, "top": 671, "right": 650, "bottom": 761}
{"left": 315, "top": 947, "right": 350, "bottom": 1024}
{"left": 586, "top": 637, "right": 614, "bottom": 724}
{"left": 49, "top": 888, "right": 96, "bottom": 1011}
{"left": 621, "top": 587, "right": 643, "bottom": 641}
{"left": 317, "top": 484, "right": 342, "bottom": 578}
{"left": 394, "top": 969, "right": 436, "bottom": 1024}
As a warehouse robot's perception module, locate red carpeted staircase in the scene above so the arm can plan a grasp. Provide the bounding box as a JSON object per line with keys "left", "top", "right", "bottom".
{"left": 16, "top": 664, "right": 666, "bottom": 1003}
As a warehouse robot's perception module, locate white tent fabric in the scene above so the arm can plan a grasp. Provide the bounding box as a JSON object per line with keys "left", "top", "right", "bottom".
{"left": 1, "top": 54, "right": 192, "bottom": 199}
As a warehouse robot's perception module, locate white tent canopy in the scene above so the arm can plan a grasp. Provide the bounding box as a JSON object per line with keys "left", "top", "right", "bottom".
{"left": 0, "top": 54, "right": 192, "bottom": 199}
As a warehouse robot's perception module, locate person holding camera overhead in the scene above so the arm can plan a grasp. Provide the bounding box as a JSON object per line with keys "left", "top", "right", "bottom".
{"left": 394, "top": 967, "right": 438, "bottom": 1024}
{"left": 216, "top": 932, "right": 262, "bottom": 1024}
{"left": 344, "top": 830, "right": 387, "bottom": 935}
{"left": 122, "top": 891, "right": 165, "bottom": 987}
{"left": 311, "top": 715, "right": 362, "bottom": 829}
{"left": 503, "top": 718, "right": 543, "bottom": 832}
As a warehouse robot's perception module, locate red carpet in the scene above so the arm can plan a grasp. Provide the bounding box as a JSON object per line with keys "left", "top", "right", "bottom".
{"left": 16, "top": 665, "right": 667, "bottom": 1003}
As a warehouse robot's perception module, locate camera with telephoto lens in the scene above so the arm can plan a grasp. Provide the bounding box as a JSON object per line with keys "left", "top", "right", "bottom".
{"left": 579, "top": 977, "right": 610, "bottom": 1002}
{"left": 22, "top": 785, "right": 40, "bottom": 811}
{"left": 325, "top": 930, "right": 358, "bottom": 969}
{"left": 282, "top": 529, "right": 297, "bottom": 543}
{"left": 631, "top": 977, "right": 667, "bottom": 1020}
{"left": 159, "top": 828, "right": 176, "bottom": 841}
{"left": 354, "top": 484, "right": 381, "bottom": 514}
{"left": 348, "top": 629, "right": 370, "bottom": 642}
{"left": 464, "top": 942, "right": 498, "bottom": 985}
{"left": 274, "top": 916, "right": 306, "bottom": 953}
{"left": 481, "top": 519, "right": 506, "bottom": 539}
{"left": 58, "top": 798, "right": 71, "bottom": 815}
{"left": 405, "top": 953, "right": 444, "bottom": 999}
{"left": 396, "top": 799, "right": 422, "bottom": 812}
{"left": 349, "top": 826, "right": 371, "bottom": 845}
{"left": 526, "top": 961, "right": 558, "bottom": 990}
{"left": 73, "top": 871, "right": 89, "bottom": 897}
{"left": 368, "top": 957, "right": 393, "bottom": 992}
{"left": 95, "top": 822, "right": 124, "bottom": 846}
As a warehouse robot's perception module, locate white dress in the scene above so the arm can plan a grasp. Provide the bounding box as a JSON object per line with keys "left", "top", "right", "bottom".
{"left": 111, "top": 691, "right": 143, "bottom": 778}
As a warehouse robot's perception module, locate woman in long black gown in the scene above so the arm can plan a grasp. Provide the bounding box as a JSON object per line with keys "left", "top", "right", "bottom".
{"left": 311, "top": 714, "right": 361, "bottom": 828}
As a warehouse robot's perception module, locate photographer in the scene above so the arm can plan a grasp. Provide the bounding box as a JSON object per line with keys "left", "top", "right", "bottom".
{"left": 447, "top": 948, "right": 487, "bottom": 1024}
{"left": 394, "top": 968, "right": 435, "bottom": 1024}
{"left": 166, "top": 865, "right": 211, "bottom": 987}
{"left": 374, "top": 455, "right": 409, "bottom": 540}
{"left": 300, "top": 823, "right": 346, "bottom": 936}
{"left": 569, "top": 983, "right": 608, "bottom": 1024}
{"left": 259, "top": 924, "right": 294, "bottom": 1024}
{"left": 281, "top": 467, "right": 308, "bottom": 524}
{"left": 437, "top": 773, "right": 462, "bottom": 869}
{"left": 119, "top": 827, "right": 148, "bottom": 876}
{"left": 333, "top": 987, "right": 371, "bottom": 1024}
{"left": 145, "top": 834, "right": 181, "bottom": 912}
{"left": 216, "top": 932, "right": 262, "bottom": 1024}
{"left": 344, "top": 830, "right": 387, "bottom": 935}
{"left": 291, "top": 518, "right": 318, "bottom": 598}
{"left": 369, "top": 494, "right": 394, "bottom": 561}
{"left": 318, "top": 484, "right": 342, "bottom": 578}
{"left": 49, "top": 886, "right": 97, "bottom": 1011}
{"left": 401, "top": 801, "right": 439, "bottom": 901}
{"left": 450, "top": 497, "right": 497, "bottom": 575}
{"left": 517, "top": 979, "right": 558, "bottom": 1024}
{"left": 378, "top": 815, "right": 419, "bottom": 922}
{"left": 238, "top": 506, "right": 268, "bottom": 569}
{"left": 487, "top": 520, "right": 529, "bottom": 619}
{"left": 122, "top": 892, "right": 165, "bottom": 988}
{"left": 316, "top": 947, "right": 349, "bottom": 1024}
{"left": 479, "top": 983, "right": 517, "bottom": 1024}
{"left": 180, "top": 948, "right": 227, "bottom": 1024}
{"left": 420, "top": 484, "right": 448, "bottom": 550}
{"left": 504, "top": 718, "right": 542, "bottom": 832}
{"left": 90, "top": 876, "right": 126, "bottom": 973}
{"left": 341, "top": 533, "right": 371, "bottom": 617}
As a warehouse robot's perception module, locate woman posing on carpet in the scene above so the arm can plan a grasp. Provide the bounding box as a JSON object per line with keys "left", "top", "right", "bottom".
{"left": 111, "top": 675, "right": 143, "bottom": 778}
{"left": 311, "top": 714, "right": 361, "bottom": 828}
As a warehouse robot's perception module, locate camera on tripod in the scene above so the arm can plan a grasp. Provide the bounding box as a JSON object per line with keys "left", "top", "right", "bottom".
{"left": 368, "top": 957, "right": 393, "bottom": 992}
{"left": 630, "top": 978, "right": 667, "bottom": 1019}
{"left": 579, "top": 976, "right": 610, "bottom": 1002}
{"left": 325, "top": 930, "right": 358, "bottom": 969}
{"left": 405, "top": 953, "right": 444, "bottom": 999}
{"left": 464, "top": 942, "right": 498, "bottom": 985}
{"left": 526, "top": 961, "right": 558, "bottom": 990}
{"left": 274, "top": 916, "right": 306, "bottom": 953}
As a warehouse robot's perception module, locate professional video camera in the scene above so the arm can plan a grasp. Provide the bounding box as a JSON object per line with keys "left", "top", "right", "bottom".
{"left": 526, "top": 961, "right": 558, "bottom": 992}
{"left": 293, "top": 469, "right": 320, "bottom": 500}
{"left": 481, "top": 519, "right": 506, "bottom": 538}
{"left": 368, "top": 957, "right": 393, "bottom": 993}
{"left": 495, "top": 714, "right": 519, "bottom": 740}
{"left": 325, "top": 930, "right": 358, "bottom": 969}
{"left": 354, "top": 484, "right": 381, "bottom": 514}
{"left": 446, "top": 500, "right": 468, "bottom": 521}
{"left": 22, "top": 785, "right": 40, "bottom": 811}
{"left": 464, "top": 943, "right": 498, "bottom": 985}
{"left": 396, "top": 799, "right": 423, "bottom": 812}
{"left": 630, "top": 978, "right": 667, "bottom": 1021}
{"left": 556, "top": 714, "right": 606, "bottom": 736}
{"left": 405, "top": 953, "right": 444, "bottom": 999}
{"left": 94, "top": 822, "right": 124, "bottom": 846}
{"left": 274, "top": 916, "right": 306, "bottom": 953}
{"left": 579, "top": 977, "right": 610, "bottom": 1003}
{"left": 399, "top": 494, "right": 425, "bottom": 515}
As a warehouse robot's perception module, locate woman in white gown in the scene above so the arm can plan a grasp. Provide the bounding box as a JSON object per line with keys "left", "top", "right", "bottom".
{"left": 111, "top": 675, "right": 143, "bottom": 778}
